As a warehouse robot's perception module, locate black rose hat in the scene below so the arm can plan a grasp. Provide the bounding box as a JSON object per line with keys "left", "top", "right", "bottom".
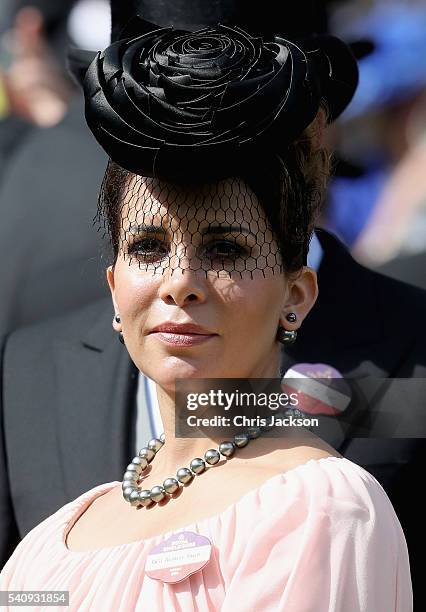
{"left": 68, "top": 2, "right": 358, "bottom": 182}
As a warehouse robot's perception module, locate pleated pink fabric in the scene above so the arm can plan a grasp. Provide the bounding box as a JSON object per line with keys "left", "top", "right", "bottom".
{"left": 1, "top": 457, "right": 412, "bottom": 611}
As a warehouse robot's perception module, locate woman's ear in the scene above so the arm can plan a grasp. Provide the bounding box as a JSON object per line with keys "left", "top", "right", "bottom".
{"left": 106, "top": 266, "right": 121, "bottom": 331}
{"left": 280, "top": 267, "right": 318, "bottom": 330}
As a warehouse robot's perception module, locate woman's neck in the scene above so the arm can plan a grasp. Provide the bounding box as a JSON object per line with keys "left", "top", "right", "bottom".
{"left": 151, "top": 357, "right": 283, "bottom": 474}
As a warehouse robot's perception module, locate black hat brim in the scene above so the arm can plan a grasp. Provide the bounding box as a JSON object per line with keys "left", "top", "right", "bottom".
{"left": 301, "top": 34, "right": 359, "bottom": 121}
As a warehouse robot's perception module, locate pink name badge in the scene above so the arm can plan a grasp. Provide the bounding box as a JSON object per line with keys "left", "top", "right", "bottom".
{"left": 282, "top": 363, "right": 351, "bottom": 416}
{"left": 145, "top": 530, "right": 212, "bottom": 584}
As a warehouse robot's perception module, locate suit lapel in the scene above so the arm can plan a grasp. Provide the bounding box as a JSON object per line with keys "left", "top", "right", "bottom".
{"left": 54, "top": 304, "right": 138, "bottom": 500}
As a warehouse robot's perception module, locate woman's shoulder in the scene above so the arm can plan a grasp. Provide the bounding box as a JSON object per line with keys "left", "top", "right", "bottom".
{"left": 233, "top": 442, "right": 402, "bottom": 538}
{"left": 257, "top": 432, "right": 386, "bottom": 503}
{"left": 217, "top": 454, "right": 412, "bottom": 611}
{"left": 0, "top": 481, "right": 120, "bottom": 583}
{"left": 53, "top": 481, "right": 121, "bottom": 523}
{"left": 7, "top": 481, "right": 119, "bottom": 551}
{"left": 263, "top": 451, "right": 396, "bottom": 517}
{"left": 222, "top": 452, "right": 408, "bottom": 570}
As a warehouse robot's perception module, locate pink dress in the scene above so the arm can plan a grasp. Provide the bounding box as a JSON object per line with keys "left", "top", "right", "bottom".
{"left": 0, "top": 457, "right": 412, "bottom": 611}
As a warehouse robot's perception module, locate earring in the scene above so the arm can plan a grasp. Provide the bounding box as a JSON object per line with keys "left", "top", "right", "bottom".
{"left": 286, "top": 312, "right": 297, "bottom": 323}
{"left": 277, "top": 326, "right": 298, "bottom": 345}
{"left": 114, "top": 314, "right": 124, "bottom": 344}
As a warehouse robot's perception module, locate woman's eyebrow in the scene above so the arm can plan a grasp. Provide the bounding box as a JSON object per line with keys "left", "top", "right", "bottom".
{"left": 128, "top": 223, "right": 167, "bottom": 234}
{"left": 201, "top": 224, "right": 255, "bottom": 238}
{"left": 127, "top": 223, "right": 256, "bottom": 238}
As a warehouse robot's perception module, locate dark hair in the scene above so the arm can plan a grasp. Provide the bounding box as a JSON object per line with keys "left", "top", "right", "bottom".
{"left": 96, "top": 107, "right": 331, "bottom": 275}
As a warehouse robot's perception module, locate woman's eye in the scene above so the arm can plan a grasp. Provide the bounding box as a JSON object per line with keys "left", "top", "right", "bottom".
{"left": 127, "top": 238, "right": 248, "bottom": 263}
{"left": 203, "top": 240, "right": 247, "bottom": 260}
{"left": 128, "top": 238, "right": 169, "bottom": 261}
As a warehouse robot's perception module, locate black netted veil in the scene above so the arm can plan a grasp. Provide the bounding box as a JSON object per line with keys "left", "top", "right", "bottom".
{"left": 98, "top": 172, "right": 281, "bottom": 280}
{"left": 86, "top": 18, "right": 332, "bottom": 277}
{"left": 96, "top": 142, "right": 325, "bottom": 279}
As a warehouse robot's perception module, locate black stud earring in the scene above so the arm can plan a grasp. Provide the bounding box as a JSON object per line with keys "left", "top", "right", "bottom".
{"left": 119, "top": 332, "right": 125, "bottom": 345}
{"left": 115, "top": 314, "right": 121, "bottom": 324}
{"left": 277, "top": 326, "right": 298, "bottom": 345}
{"left": 286, "top": 312, "right": 297, "bottom": 323}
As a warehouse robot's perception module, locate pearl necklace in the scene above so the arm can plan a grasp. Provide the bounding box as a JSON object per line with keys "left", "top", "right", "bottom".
{"left": 121, "top": 406, "right": 303, "bottom": 508}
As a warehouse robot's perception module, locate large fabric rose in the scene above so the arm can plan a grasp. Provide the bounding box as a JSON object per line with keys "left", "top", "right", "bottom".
{"left": 83, "top": 17, "right": 321, "bottom": 181}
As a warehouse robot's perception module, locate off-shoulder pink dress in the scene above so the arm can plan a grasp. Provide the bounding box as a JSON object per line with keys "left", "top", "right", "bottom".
{"left": 0, "top": 457, "right": 412, "bottom": 611}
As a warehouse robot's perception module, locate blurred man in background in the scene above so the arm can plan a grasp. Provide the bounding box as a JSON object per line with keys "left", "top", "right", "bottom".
{"left": 0, "top": 0, "right": 110, "bottom": 334}
{"left": 0, "top": 0, "right": 77, "bottom": 177}
{"left": 0, "top": 2, "right": 75, "bottom": 128}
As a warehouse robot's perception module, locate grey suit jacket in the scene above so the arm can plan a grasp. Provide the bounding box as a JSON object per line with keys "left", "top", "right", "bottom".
{"left": 1, "top": 298, "right": 138, "bottom": 564}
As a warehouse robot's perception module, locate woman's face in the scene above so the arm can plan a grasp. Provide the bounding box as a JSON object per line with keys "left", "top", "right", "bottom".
{"left": 108, "top": 177, "right": 317, "bottom": 392}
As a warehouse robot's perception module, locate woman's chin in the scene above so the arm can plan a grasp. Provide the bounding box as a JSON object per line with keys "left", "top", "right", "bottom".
{"left": 152, "top": 356, "right": 219, "bottom": 387}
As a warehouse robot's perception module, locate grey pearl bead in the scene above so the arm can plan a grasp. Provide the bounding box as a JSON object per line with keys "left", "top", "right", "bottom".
{"left": 160, "top": 432, "right": 166, "bottom": 443}
{"left": 131, "top": 456, "right": 148, "bottom": 471}
{"left": 177, "top": 467, "right": 194, "bottom": 484}
{"left": 260, "top": 419, "right": 274, "bottom": 432}
{"left": 247, "top": 426, "right": 261, "bottom": 439}
{"left": 150, "top": 485, "right": 166, "bottom": 503}
{"left": 122, "top": 486, "right": 134, "bottom": 502}
{"left": 190, "top": 458, "right": 206, "bottom": 474}
{"left": 284, "top": 407, "right": 304, "bottom": 419}
{"left": 163, "top": 478, "right": 180, "bottom": 494}
{"left": 126, "top": 463, "right": 142, "bottom": 475}
{"left": 278, "top": 329, "right": 297, "bottom": 345}
{"left": 148, "top": 438, "right": 163, "bottom": 453}
{"left": 129, "top": 490, "right": 140, "bottom": 507}
{"left": 219, "top": 441, "right": 235, "bottom": 457}
{"left": 123, "top": 471, "right": 138, "bottom": 482}
{"left": 204, "top": 449, "right": 220, "bottom": 465}
{"left": 234, "top": 433, "right": 250, "bottom": 448}
{"left": 122, "top": 481, "right": 134, "bottom": 491}
{"left": 139, "top": 447, "right": 155, "bottom": 462}
{"left": 138, "top": 489, "right": 153, "bottom": 507}
{"left": 122, "top": 478, "right": 136, "bottom": 490}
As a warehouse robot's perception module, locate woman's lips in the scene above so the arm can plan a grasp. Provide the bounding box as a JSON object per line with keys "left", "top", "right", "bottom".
{"left": 151, "top": 332, "right": 216, "bottom": 346}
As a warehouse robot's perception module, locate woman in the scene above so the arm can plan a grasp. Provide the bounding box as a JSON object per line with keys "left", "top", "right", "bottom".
{"left": 0, "top": 17, "right": 412, "bottom": 611}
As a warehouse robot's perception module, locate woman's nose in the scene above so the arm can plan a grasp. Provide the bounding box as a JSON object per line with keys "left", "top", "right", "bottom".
{"left": 158, "top": 266, "right": 207, "bottom": 307}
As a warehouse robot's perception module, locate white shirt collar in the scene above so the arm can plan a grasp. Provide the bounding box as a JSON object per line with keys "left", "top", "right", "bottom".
{"left": 307, "top": 231, "right": 323, "bottom": 271}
